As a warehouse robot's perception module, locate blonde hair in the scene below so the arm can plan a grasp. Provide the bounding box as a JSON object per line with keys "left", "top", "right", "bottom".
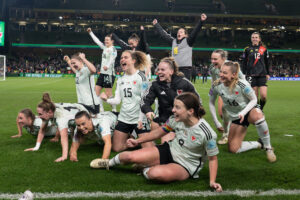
{"left": 71, "top": 53, "right": 83, "bottom": 62}
{"left": 160, "top": 57, "right": 184, "bottom": 77}
{"left": 123, "top": 50, "right": 151, "bottom": 71}
{"left": 37, "top": 93, "right": 56, "bottom": 112}
{"left": 223, "top": 61, "right": 240, "bottom": 92}
{"left": 212, "top": 49, "right": 228, "bottom": 60}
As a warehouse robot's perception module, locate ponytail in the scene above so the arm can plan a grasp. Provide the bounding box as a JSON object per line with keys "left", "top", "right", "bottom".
{"left": 223, "top": 61, "right": 240, "bottom": 92}
{"left": 38, "top": 93, "right": 56, "bottom": 112}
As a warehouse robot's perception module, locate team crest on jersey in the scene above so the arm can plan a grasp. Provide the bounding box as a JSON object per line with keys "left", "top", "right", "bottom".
{"left": 191, "top": 135, "right": 196, "bottom": 141}
{"left": 177, "top": 90, "right": 183, "bottom": 95}
{"left": 133, "top": 81, "right": 137, "bottom": 85}
{"left": 235, "top": 91, "right": 239, "bottom": 95}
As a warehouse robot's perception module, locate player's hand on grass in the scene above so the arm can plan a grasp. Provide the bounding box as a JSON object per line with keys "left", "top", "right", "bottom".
{"left": 55, "top": 156, "right": 68, "bottom": 162}
{"left": 217, "top": 126, "right": 224, "bottom": 133}
{"left": 126, "top": 138, "right": 139, "bottom": 148}
{"left": 210, "top": 182, "right": 222, "bottom": 192}
{"left": 11, "top": 134, "right": 22, "bottom": 138}
{"left": 24, "top": 147, "right": 36, "bottom": 151}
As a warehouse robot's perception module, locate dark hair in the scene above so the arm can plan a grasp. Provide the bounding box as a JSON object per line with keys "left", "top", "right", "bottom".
{"left": 122, "top": 50, "right": 151, "bottom": 71}
{"left": 20, "top": 108, "right": 35, "bottom": 123}
{"left": 75, "top": 110, "right": 91, "bottom": 120}
{"left": 175, "top": 92, "right": 205, "bottom": 118}
{"left": 128, "top": 33, "right": 140, "bottom": 42}
{"left": 160, "top": 57, "right": 184, "bottom": 77}
{"left": 37, "top": 93, "right": 56, "bottom": 112}
{"left": 178, "top": 27, "right": 188, "bottom": 36}
{"left": 212, "top": 49, "right": 228, "bottom": 60}
{"left": 105, "top": 34, "right": 114, "bottom": 42}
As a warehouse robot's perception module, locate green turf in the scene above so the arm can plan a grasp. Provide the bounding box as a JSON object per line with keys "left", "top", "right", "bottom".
{"left": 0, "top": 77, "right": 299, "bottom": 199}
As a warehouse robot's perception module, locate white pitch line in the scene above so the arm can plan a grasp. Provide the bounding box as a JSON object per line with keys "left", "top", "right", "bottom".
{"left": 1, "top": 189, "right": 300, "bottom": 199}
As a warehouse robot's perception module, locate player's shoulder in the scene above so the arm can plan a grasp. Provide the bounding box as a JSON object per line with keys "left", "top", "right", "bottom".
{"left": 237, "top": 79, "right": 250, "bottom": 89}
{"left": 137, "top": 70, "right": 147, "bottom": 81}
{"left": 198, "top": 119, "right": 217, "bottom": 139}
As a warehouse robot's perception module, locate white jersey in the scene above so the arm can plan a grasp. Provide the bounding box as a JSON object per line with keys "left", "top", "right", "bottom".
{"left": 47, "top": 103, "right": 88, "bottom": 131}
{"left": 73, "top": 111, "right": 117, "bottom": 143}
{"left": 108, "top": 70, "right": 148, "bottom": 124}
{"left": 162, "top": 116, "right": 219, "bottom": 178}
{"left": 209, "top": 79, "right": 256, "bottom": 120}
{"left": 89, "top": 31, "right": 117, "bottom": 76}
{"left": 24, "top": 117, "right": 57, "bottom": 136}
{"left": 75, "top": 65, "right": 99, "bottom": 106}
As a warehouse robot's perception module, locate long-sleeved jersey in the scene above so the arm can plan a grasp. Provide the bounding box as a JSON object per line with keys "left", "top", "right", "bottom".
{"left": 141, "top": 75, "right": 200, "bottom": 124}
{"left": 242, "top": 45, "right": 270, "bottom": 76}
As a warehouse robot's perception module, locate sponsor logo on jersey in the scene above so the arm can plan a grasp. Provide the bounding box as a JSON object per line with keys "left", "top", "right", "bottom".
{"left": 160, "top": 91, "right": 166, "bottom": 95}
{"left": 264, "top": 130, "right": 268, "bottom": 135}
{"left": 177, "top": 90, "right": 183, "bottom": 95}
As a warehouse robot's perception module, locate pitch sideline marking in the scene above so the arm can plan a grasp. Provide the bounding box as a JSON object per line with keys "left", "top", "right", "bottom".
{"left": 1, "top": 189, "right": 300, "bottom": 199}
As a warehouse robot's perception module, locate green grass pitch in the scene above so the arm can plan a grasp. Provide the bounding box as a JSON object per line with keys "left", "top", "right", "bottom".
{"left": 0, "top": 77, "right": 299, "bottom": 200}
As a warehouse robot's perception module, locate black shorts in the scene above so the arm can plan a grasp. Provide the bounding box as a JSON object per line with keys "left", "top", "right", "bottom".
{"left": 96, "top": 74, "right": 115, "bottom": 88}
{"left": 156, "top": 142, "right": 174, "bottom": 165}
{"left": 231, "top": 105, "right": 260, "bottom": 127}
{"left": 153, "top": 117, "right": 165, "bottom": 126}
{"left": 246, "top": 76, "right": 267, "bottom": 87}
{"left": 115, "top": 120, "right": 150, "bottom": 135}
{"left": 82, "top": 104, "right": 99, "bottom": 114}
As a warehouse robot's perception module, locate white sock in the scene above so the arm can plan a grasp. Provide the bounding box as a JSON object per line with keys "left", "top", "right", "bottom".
{"left": 236, "top": 141, "right": 260, "bottom": 153}
{"left": 143, "top": 167, "right": 150, "bottom": 179}
{"left": 109, "top": 154, "right": 120, "bottom": 167}
{"left": 255, "top": 118, "right": 272, "bottom": 149}
{"left": 98, "top": 96, "right": 104, "bottom": 111}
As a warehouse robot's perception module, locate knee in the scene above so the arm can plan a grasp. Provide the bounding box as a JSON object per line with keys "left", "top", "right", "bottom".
{"left": 147, "top": 168, "right": 166, "bottom": 181}
{"left": 228, "top": 144, "right": 239, "bottom": 154}
{"left": 112, "top": 145, "right": 124, "bottom": 153}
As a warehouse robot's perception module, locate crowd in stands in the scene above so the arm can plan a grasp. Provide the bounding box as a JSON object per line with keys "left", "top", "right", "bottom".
{"left": 5, "top": 52, "right": 300, "bottom": 78}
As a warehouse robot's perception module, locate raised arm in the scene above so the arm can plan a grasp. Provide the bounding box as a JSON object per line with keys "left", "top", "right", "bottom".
{"left": 112, "top": 33, "right": 131, "bottom": 50}
{"left": 138, "top": 26, "right": 151, "bottom": 54}
{"left": 78, "top": 52, "right": 97, "bottom": 74}
{"left": 153, "top": 19, "right": 174, "bottom": 44}
{"left": 87, "top": 28, "right": 105, "bottom": 49}
{"left": 64, "top": 55, "right": 76, "bottom": 73}
{"left": 187, "top": 13, "right": 207, "bottom": 46}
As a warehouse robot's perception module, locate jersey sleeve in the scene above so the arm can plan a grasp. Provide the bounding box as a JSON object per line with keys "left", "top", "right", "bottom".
{"left": 205, "top": 138, "right": 219, "bottom": 156}
{"left": 88, "top": 31, "right": 105, "bottom": 49}
{"left": 99, "top": 119, "right": 112, "bottom": 137}
{"left": 154, "top": 23, "right": 174, "bottom": 44}
{"left": 107, "top": 78, "right": 121, "bottom": 105}
{"left": 161, "top": 116, "right": 176, "bottom": 133}
{"left": 141, "top": 81, "right": 156, "bottom": 114}
{"left": 112, "top": 33, "right": 131, "bottom": 50}
{"left": 239, "top": 81, "right": 257, "bottom": 117}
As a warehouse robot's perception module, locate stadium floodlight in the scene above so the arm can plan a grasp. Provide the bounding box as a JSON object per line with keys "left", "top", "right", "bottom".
{"left": 0, "top": 55, "right": 6, "bottom": 81}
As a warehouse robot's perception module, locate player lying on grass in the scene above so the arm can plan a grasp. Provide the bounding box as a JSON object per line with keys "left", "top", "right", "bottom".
{"left": 90, "top": 92, "right": 222, "bottom": 192}
{"left": 24, "top": 93, "right": 88, "bottom": 162}
{"left": 69, "top": 110, "right": 117, "bottom": 162}
{"left": 209, "top": 61, "right": 276, "bottom": 162}
{"left": 12, "top": 108, "right": 58, "bottom": 139}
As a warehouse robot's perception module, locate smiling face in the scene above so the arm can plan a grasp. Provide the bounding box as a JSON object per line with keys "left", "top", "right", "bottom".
{"left": 70, "top": 57, "right": 83, "bottom": 70}
{"left": 177, "top": 28, "right": 187, "bottom": 40}
{"left": 157, "top": 61, "right": 174, "bottom": 82}
{"left": 219, "top": 65, "right": 235, "bottom": 86}
{"left": 251, "top": 33, "right": 261, "bottom": 46}
{"left": 37, "top": 107, "right": 54, "bottom": 121}
{"left": 172, "top": 99, "right": 191, "bottom": 122}
{"left": 17, "top": 112, "right": 32, "bottom": 127}
{"left": 104, "top": 36, "right": 113, "bottom": 47}
{"left": 75, "top": 115, "right": 93, "bottom": 135}
{"left": 120, "top": 51, "right": 135, "bottom": 73}
{"left": 211, "top": 52, "right": 225, "bottom": 68}
{"left": 128, "top": 39, "right": 138, "bottom": 49}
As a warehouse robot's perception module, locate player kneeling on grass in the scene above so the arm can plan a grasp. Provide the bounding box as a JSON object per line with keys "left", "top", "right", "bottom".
{"left": 24, "top": 93, "right": 88, "bottom": 162}
{"left": 12, "top": 108, "right": 58, "bottom": 139}
{"left": 90, "top": 92, "right": 222, "bottom": 192}
{"left": 209, "top": 61, "right": 276, "bottom": 162}
{"left": 69, "top": 111, "right": 117, "bottom": 163}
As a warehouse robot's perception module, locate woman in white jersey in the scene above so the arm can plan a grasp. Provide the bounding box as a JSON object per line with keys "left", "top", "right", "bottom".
{"left": 209, "top": 61, "right": 276, "bottom": 162}
{"left": 24, "top": 93, "right": 87, "bottom": 162}
{"left": 91, "top": 93, "right": 222, "bottom": 191}
{"left": 87, "top": 28, "right": 118, "bottom": 112}
{"left": 69, "top": 110, "right": 117, "bottom": 163}
{"left": 209, "top": 49, "right": 245, "bottom": 145}
{"left": 64, "top": 52, "right": 100, "bottom": 114}
{"left": 100, "top": 50, "right": 153, "bottom": 152}
{"left": 12, "top": 108, "right": 57, "bottom": 138}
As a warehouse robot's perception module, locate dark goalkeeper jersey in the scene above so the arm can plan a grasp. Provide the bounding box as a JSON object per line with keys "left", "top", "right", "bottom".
{"left": 242, "top": 45, "right": 270, "bottom": 76}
